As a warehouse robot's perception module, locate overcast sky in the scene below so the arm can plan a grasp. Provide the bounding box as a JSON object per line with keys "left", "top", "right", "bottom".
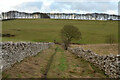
{"left": 0, "top": 0, "right": 119, "bottom": 15}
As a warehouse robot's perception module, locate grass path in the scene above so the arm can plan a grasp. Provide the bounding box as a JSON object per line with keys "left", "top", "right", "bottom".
{"left": 42, "top": 47, "right": 58, "bottom": 78}
{"left": 47, "top": 46, "right": 106, "bottom": 78}
{"left": 3, "top": 45, "right": 107, "bottom": 78}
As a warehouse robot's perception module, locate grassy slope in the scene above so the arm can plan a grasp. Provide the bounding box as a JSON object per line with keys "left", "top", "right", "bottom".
{"left": 2, "top": 19, "right": 118, "bottom": 44}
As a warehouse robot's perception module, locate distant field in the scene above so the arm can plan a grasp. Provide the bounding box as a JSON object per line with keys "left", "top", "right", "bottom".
{"left": 71, "top": 44, "right": 118, "bottom": 55}
{"left": 2, "top": 19, "right": 118, "bottom": 44}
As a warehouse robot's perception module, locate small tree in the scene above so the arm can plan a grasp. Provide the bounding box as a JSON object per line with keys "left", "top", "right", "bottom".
{"left": 61, "top": 25, "right": 81, "bottom": 50}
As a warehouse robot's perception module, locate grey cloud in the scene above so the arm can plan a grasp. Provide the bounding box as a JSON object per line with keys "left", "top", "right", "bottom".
{"left": 50, "top": 2, "right": 72, "bottom": 11}
{"left": 13, "top": 2, "right": 43, "bottom": 12}
{"left": 49, "top": 2, "right": 118, "bottom": 13}
{"left": 71, "top": 2, "right": 117, "bottom": 12}
{"left": 13, "top": 1, "right": 118, "bottom": 14}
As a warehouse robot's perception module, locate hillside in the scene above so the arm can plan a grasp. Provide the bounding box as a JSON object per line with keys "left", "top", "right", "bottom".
{"left": 2, "top": 19, "right": 118, "bottom": 44}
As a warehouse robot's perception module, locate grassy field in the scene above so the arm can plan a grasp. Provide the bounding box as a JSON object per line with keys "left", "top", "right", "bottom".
{"left": 2, "top": 19, "right": 118, "bottom": 44}
{"left": 71, "top": 44, "right": 118, "bottom": 55}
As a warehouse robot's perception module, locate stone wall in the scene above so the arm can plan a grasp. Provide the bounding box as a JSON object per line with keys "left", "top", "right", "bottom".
{"left": 68, "top": 47, "right": 120, "bottom": 78}
{"left": 0, "top": 42, "right": 54, "bottom": 71}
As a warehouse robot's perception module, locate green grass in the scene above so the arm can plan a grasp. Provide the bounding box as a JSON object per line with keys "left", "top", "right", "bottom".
{"left": 2, "top": 72, "right": 11, "bottom": 79}
{"left": 47, "top": 46, "right": 106, "bottom": 78}
{"left": 2, "top": 19, "right": 118, "bottom": 44}
{"left": 57, "top": 48, "right": 68, "bottom": 71}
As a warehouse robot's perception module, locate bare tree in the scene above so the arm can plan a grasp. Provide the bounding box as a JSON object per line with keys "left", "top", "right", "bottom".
{"left": 61, "top": 25, "right": 82, "bottom": 50}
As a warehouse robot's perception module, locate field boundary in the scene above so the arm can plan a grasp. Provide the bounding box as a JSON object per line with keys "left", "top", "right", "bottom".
{"left": 68, "top": 47, "right": 120, "bottom": 78}
{"left": 1, "top": 42, "right": 54, "bottom": 71}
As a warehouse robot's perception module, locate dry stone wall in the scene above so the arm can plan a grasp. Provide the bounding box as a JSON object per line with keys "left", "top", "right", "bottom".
{"left": 0, "top": 42, "right": 54, "bottom": 71}
{"left": 68, "top": 47, "right": 120, "bottom": 78}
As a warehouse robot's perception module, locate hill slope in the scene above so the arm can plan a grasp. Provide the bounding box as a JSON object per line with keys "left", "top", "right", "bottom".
{"left": 2, "top": 19, "right": 118, "bottom": 44}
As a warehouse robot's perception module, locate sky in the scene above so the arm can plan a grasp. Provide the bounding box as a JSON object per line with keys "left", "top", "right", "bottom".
{"left": 0, "top": 0, "right": 119, "bottom": 15}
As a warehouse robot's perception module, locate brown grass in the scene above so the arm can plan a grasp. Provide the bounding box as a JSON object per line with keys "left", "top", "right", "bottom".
{"left": 71, "top": 44, "right": 118, "bottom": 55}
{"left": 3, "top": 46, "right": 55, "bottom": 78}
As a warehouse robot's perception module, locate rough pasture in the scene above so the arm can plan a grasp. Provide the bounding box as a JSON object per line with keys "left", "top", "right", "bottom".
{"left": 2, "top": 19, "right": 118, "bottom": 44}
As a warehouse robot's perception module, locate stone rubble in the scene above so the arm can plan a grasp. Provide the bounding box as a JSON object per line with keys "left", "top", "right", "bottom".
{"left": 68, "top": 47, "right": 120, "bottom": 78}
{"left": 0, "top": 42, "right": 54, "bottom": 71}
